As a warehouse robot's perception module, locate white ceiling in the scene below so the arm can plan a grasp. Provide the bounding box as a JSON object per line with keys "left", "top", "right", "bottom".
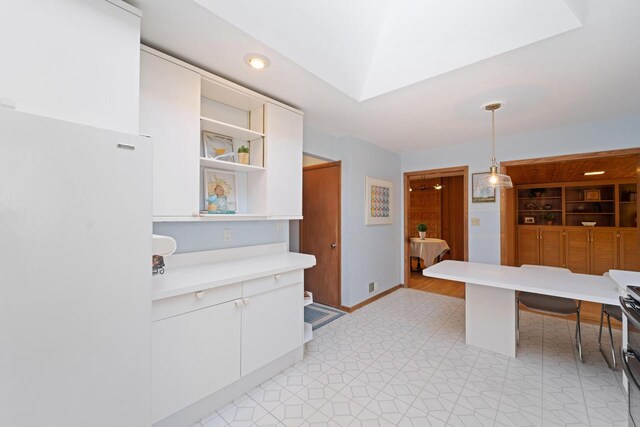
{"left": 194, "top": 0, "right": 584, "bottom": 101}
{"left": 127, "top": 0, "right": 640, "bottom": 153}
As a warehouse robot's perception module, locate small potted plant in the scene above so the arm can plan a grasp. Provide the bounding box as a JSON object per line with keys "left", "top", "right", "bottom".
{"left": 544, "top": 212, "right": 556, "bottom": 226}
{"left": 417, "top": 223, "right": 427, "bottom": 239}
{"left": 237, "top": 145, "right": 249, "bottom": 165}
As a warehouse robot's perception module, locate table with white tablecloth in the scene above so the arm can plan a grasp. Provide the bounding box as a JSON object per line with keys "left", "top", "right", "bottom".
{"left": 410, "top": 238, "right": 450, "bottom": 269}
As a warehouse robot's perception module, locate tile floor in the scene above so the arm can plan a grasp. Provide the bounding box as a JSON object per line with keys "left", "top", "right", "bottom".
{"left": 198, "top": 289, "right": 627, "bottom": 427}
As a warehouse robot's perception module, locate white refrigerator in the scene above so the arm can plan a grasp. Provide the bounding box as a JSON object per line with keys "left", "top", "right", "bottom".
{"left": 0, "top": 109, "right": 152, "bottom": 426}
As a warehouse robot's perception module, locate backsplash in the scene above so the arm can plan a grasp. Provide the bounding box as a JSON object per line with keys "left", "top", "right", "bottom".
{"left": 153, "top": 220, "right": 289, "bottom": 254}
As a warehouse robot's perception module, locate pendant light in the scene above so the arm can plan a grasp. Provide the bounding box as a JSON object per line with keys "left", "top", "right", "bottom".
{"left": 476, "top": 103, "right": 513, "bottom": 189}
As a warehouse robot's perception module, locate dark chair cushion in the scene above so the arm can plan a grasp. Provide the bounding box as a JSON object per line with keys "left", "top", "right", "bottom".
{"left": 518, "top": 291, "right": 577, "bottom": 315}
{"left": 604, "top": 304, "right": 622, "bottom": 322}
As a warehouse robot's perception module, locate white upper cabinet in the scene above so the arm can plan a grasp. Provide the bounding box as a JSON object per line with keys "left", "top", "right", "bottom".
{"left": 0, "top": 0, "right": 141, "bottom": 134}
{"left": 140, "top": 51, "right": 201, "bottom": 217}
{"left": 139, "top": 46, "right": 304, "bottom": 221}
{"left": 265, "top": 103, "right": 303, "bottom": 218}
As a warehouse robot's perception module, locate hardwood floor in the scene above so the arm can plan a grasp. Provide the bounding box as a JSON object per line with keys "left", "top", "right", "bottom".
{"left": 408, "top": 272, "right": 620, "bottom": 328}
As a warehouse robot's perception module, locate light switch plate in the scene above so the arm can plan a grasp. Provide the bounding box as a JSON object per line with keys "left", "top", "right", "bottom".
{"left": 224, "top": 229, "right": 231, "bottom": 242}
{"left": 471, "top": 218, "right": 480, "bottom": 226}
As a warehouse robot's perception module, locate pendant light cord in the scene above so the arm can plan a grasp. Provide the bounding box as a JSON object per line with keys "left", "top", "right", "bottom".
{"left": 491, "top": 109, "right": 497, "bottom": 167}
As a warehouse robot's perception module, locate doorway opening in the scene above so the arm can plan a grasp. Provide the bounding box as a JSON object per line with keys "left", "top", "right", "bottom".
{"left": 298, "top": 154, "right": 342, "bottom": 308}
{"left": 403, "top": 166, "right": 469, "bottom": 297}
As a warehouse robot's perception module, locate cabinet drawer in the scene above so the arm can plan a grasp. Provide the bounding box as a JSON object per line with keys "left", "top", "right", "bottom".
{"left": 243, "top": 269, "right": 303, "bottom": 297}
{"left": 152, "top": 282, "right": 242, "bottom": 321}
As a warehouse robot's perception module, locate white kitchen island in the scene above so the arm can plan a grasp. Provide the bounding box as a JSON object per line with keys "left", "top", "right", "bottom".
{"left": 423, "top": 261, "right": 620, "bottom": 357}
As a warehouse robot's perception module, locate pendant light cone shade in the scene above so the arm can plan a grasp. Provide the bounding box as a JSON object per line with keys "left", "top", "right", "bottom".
{"left": 476, "top": 103, "right": 513, "bottom": 190}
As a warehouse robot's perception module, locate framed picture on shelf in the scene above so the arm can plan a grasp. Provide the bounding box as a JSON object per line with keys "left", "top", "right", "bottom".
{"left": 365, "top": 176, "right": 392, "bottom": 225}
{"left": 472, "top": 173, "right": 496, "bottom": 203}
{"left": 524, "top": 216, "right": 535, "bottom": 224}
{"left": 202, "top": 131, "right": 234, "bottom": 161}
{"left": 203, "top": 169, "right": 237, "bottom": 214}
{"left": 584, "top": 189, "right": 601, "bottom": 201}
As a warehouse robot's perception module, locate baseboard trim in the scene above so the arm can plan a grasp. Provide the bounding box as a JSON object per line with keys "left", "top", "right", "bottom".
{"left": 340, "top": 284, "right": 403, "bottom": 313}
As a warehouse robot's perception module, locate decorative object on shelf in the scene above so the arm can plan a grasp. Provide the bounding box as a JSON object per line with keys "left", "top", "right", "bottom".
{"left": 629, "top": 191, "right": 637, "bottom": 201}
{"left": 237, "top": 145, "right": 249, "bottom": 165}
{"left": 524, "top": 216, "right": 535, "bottom": 224}
{"left": 530, "top": 188, "right": 546, "bottom": 198}
{"left": 584, "top": 189, "right": 601, "bottom": 201}
{"left": 574, "top": 203, "right": 585, "bottom": 213}
{"left": 476, "top": 103, "right": 513, "bottom": 190}
{"left": 152, "top": 255, "right": 165, "bottom": 275}
{"left": 543, "top": 203, "right": 552, "bottom": 210}
{"left": 417, "top": 223, "right": 427, "bottom": 239}
{"left": 582, "top": 221, "right": 597, "bottom": 227}
{"left": 544, "top": 212, "right": 556, "bottom": 225}
{"left": 524, "top": 200, "right": 537, "bottom": 210}
{"left": 472, "top": 172, "right": 496, "bottom": 203}
{"left": 365, "top": 176, "right": 392, "bottom": 225}
{"left": 203, "top": 168, "right": 237, "bottom": 214}
{"left": 591, "top": 202, "right": 602, "bottom": 213}
{"left": 203, "top": 131, "right": 234, "bottom": 160}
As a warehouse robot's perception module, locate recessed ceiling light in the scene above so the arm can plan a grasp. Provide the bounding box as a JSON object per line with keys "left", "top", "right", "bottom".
{"left": 584, "top": 171, "right": 605, "bottom": 176}
{"left": 244, "top": 53, "right": 271, "bottom": 70}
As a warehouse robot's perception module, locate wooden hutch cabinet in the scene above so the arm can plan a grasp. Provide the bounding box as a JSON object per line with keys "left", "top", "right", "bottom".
{"left": 516, "top": 180, "right": 638, "bottom": 274}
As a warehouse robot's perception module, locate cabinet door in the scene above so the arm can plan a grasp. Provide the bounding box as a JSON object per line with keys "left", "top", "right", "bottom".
{"left": 539, "top": 228, "right": 564, "bottom": 268}
{"left": 140, "top": 51, "right": 201, "bottom": 217}
{"left": 152, "top": 301, "right": 241, "bottom": 423}
{"left": 619, "top": 230, "right": 640, "bottom": 271}
{"left": 565, "top": 229, "right": 590, "bottom": 274}
{"left": 242, "top": 283, "right": 303, "bottom": 375}
{"left": 517, "top": 228, "right": 539, "bottom": 266}
{"left": 265, "top": 103, "right": 303, "bottom": 217}
{"left": 590, "top": 229, "right": 618, "bottom": 275}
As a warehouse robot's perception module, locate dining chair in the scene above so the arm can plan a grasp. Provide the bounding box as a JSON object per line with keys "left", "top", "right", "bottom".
{"left": 518, "top": 265, "right": 583, "bottom": 362}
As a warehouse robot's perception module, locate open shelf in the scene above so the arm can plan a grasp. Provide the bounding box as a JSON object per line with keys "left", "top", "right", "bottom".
{"left": 199, "top": 157, "right": 265, "bottom": 173}
{"left": 200, "top": 116, "right": 264, "bottom": 142}
{"left": 153, "top": 214, "right": 270, "bottom": 222}
{"left": 303, "top": 322, "right": 313, "bottom": 344}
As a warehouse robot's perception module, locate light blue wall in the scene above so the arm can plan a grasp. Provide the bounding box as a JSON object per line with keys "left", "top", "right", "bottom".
{"left": 303, "top": 125, "right": 402, "bottom": 307}
{"left": 153, "top": 221, "right": 288, "bottom": 254}
{"left": 401, "top": 114, "right": 640, "bottom": 280}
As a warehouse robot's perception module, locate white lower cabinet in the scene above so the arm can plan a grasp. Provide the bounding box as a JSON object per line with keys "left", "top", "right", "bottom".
{"left": 151, "top": 270, "right": 304, "bottom": 423}
{"left": 242, "top": 282, "right": 303, "bottom": 375}
{"left": 152, "top": 299, "right": 241, "bottom": 423}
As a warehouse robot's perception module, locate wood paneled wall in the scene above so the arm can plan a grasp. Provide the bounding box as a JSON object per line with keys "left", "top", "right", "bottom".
{"left": 409, "top": 176, "right": 465, "bottom": 261}
{"left": 409, "top": 178, "right": 442, "bottom": 239}
{"left": 441, "top": 175, "right": 465, "bottom": 261}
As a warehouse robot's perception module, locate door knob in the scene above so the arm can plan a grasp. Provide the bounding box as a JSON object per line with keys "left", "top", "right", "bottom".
{"left": 331, "top": 243, "right": 337, "bottom": 248}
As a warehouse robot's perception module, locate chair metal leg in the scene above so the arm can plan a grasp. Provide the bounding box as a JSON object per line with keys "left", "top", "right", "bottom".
{"left": 598, "top": 305, "right": 618, "bottom": 370}
{"left": 607, "top": 313, "right": 617, "bottom": 370}
{"left": 576, "top": 302, "right": 583, "bottom": 363}
{"left": 516, "top": 297, "right": 520, "bottom": 345}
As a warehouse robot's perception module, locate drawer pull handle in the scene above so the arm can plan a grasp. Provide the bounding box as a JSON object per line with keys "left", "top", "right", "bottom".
{"left": 244, "top": 298, "right": 251, "bottom": 305}
{"left": 235, "top": 299, "right": 243, "bottom": 308}
{"left": 195, "top": 291, "right": 204, "bottom": 299}
{"left": 275, "top": 274, "right": 281, "bottom": 280}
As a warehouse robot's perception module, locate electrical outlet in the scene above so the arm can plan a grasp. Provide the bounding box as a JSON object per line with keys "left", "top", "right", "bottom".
{"left": 471, "top": 217, "right": 480, "bottom": 226}
{"left": 276, "top": 220, "right": 285, "bottom": 231}
{"left": 224, "top": 229, "right": 231, "bottom": 242}
{"left": 368, "top": 281, "right": 379, "bottom": 293}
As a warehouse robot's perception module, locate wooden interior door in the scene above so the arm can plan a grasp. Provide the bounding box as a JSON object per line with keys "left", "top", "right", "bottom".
{"left": 539, "top": 228, "right": 564, "bottom": 268}
{"left": 517, "top": 228, "right": 539, "bottom": 266}
{"left": 565, "top": 229, "right": 590, "bottom": 274}
{"left": 300, "top": 162, "right": 341, "bottom": 307}
{"left": 590, "top": 229, "right": 618, "bottom": 275}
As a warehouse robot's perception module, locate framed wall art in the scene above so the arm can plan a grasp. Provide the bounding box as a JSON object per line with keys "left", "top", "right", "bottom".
{"left": 472, "top": 172, "right": 496, "bottom": 203}
{"left": 365, "top": 176, "right": 392, "bottom": 225}
{"left": 203, "top": 169, "right": 237, "bottom": 214}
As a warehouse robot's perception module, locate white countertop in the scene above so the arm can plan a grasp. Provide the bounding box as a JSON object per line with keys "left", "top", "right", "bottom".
{"left": 152, "top": 252, "right": 316, "bottom": 301}
{"left": 424, "top": 260, "right": 620, "bottom": 305}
